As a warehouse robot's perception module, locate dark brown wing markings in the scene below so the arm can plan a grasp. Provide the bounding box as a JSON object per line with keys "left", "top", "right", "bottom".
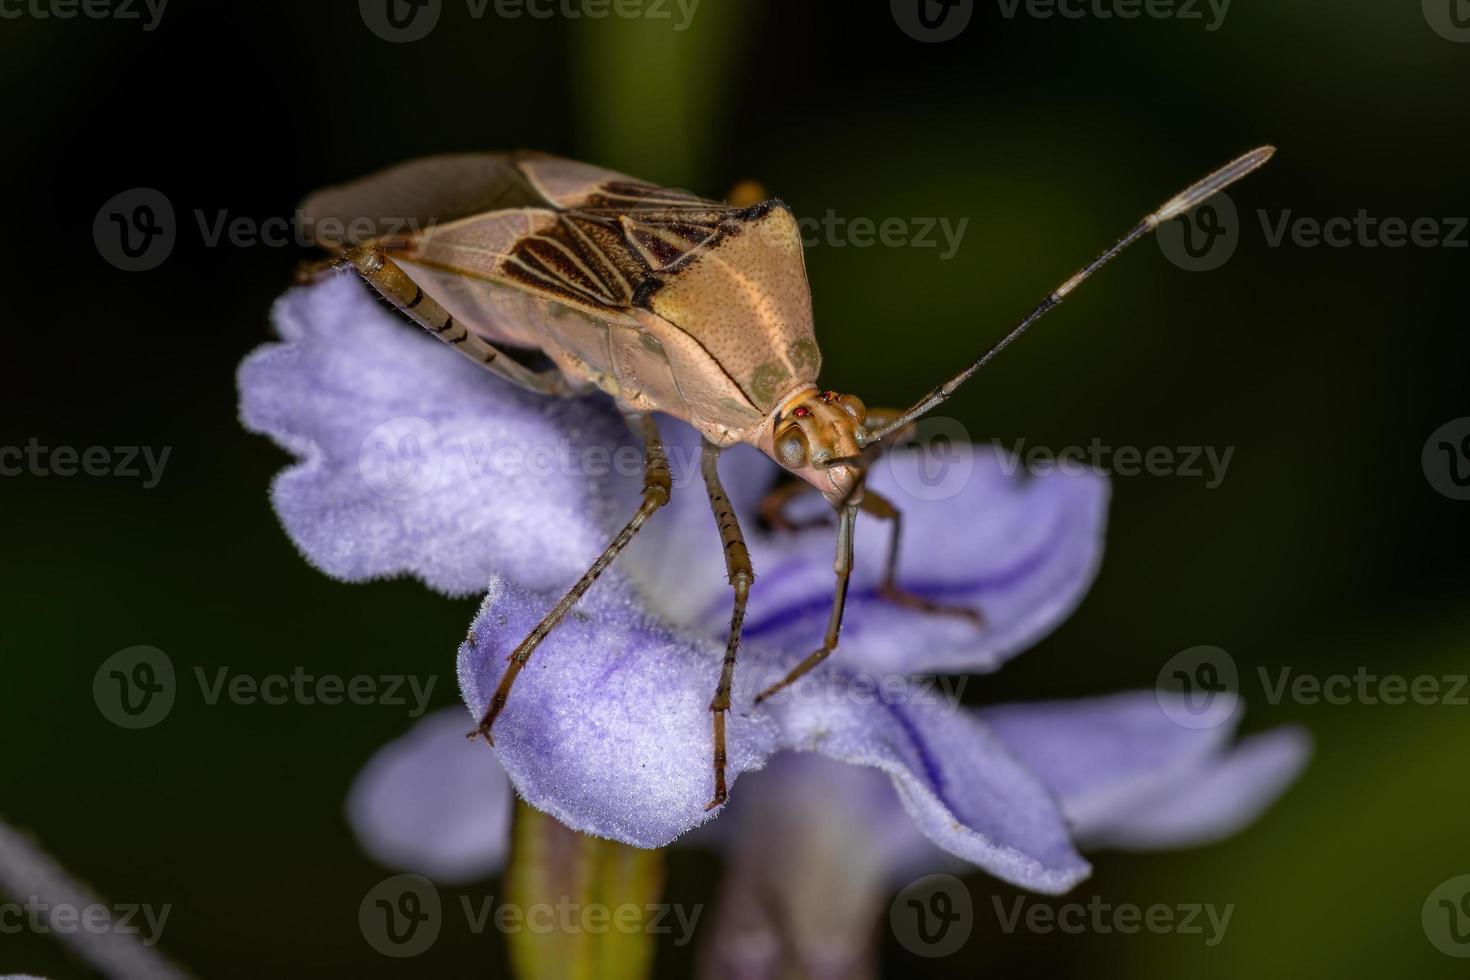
{"left": 419, "top": 169, "right": 786, "bottom": 414}
{"left": 498, "top": 176, "right": 764, "bottom": 311}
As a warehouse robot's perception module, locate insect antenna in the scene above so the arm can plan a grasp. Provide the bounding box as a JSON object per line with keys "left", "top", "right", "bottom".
{"left": 861, "top": 146, "right": 1276, "bottom": 445}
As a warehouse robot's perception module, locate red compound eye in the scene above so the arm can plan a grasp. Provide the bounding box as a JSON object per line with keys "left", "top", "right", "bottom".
{"left": 821, "top": 390, "right": 838, "bottom": 402}
{"left": 793, "top": 406, "right": 812, "bottom": 418}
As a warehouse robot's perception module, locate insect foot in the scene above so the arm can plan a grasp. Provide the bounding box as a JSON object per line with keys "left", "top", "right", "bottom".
{"left": 467, "top": 718, "right": 495, "bottom": 747}
{"left": 878, "top": 584, "right": 987, "bottom": 626}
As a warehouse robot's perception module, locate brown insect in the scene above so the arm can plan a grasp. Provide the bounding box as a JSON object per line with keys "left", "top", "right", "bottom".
{"left": 301, "top": 147, "right": 1274, "bottom": 808}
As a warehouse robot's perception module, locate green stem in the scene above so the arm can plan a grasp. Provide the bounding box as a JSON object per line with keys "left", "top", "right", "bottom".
{"left": 506, "top": 801, "right": 666, "bottom": 980}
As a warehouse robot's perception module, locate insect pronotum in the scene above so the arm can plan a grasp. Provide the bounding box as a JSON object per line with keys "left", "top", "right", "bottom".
{"left": 301, "top": 147, "right": 1274, "bottom": 809}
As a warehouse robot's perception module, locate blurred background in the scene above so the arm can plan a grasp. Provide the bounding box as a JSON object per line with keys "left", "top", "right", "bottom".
{"left": 3, "top": 0, "right": 1468, "bottom": 976}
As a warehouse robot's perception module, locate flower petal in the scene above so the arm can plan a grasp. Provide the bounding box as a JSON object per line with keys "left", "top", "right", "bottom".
{"left": 981, "top": 692, "right": 1309, "bottom": 849}
{"left": 702, "top": 445, "right": 1108, "bottom": 676}
{"left": 457, "top": 576, "right": 1088, "bottom": 892}
{"left": 765, "top": 676, "right": 1090, "bottom": 894}
{"left": 456, "top": 576, "right": 780, "bottom": 848}
{"left": 346, "top": 709, "right": 514, "bottom": 884}
{"left": 238, "top": 274, "right": 635, "bottom": 596}
{"left": 1077, "top": 728, "right": 1310, "bottom": 850}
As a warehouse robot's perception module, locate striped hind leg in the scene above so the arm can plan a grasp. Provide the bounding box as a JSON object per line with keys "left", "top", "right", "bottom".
{"left": 701, "top": 439, "right": 754, "bottom": 810}
{"left": 473, "top": 412, "right": 672, "bottom": 743}
{"left": 342, "top": 244, "right": 571, "bottom": 397}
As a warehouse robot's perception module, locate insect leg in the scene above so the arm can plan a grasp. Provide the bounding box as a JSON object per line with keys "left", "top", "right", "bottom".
{"left": 292, "top": 255, "right": 341, "bottom": 284}
{"left": 473, "top": 412, "right": 672, "bottom": 742}
{"left": 343, "top": 244, "right": 571, "bottom": 397}
{"left": 754, "top": 502, "right": 859, "bottom": 704}
{"left": 756, "top": 479, "right": 831, "bottom": 534}
{"left": 700, "top": 441, "right": 753, "bottom": 810}
{"left": 860, "top": 489, "right": 984, "bottom": 625}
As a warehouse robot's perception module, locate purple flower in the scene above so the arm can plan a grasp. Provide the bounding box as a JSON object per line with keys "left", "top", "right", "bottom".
{"left": 241, "top": 274, "right": 1307, "bottom": 895}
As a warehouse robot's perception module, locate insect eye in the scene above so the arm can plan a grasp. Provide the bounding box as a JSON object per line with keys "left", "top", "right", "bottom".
{"left": 776, "top": 427, "right": 809, "bottom": 468}
{"left": 837, "top": 394, "right": 867, "bottom": 423}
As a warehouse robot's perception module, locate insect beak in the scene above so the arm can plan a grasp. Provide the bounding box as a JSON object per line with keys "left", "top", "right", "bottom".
{"left": 814, "top": 453, "right": 865, "bottom": 471}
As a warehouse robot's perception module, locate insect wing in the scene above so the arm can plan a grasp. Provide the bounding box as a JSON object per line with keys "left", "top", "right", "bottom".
{"left": 300, "top": 153, "right": 542, "bottom": 249}
{"left": 641, "top": 203, "right": 821, "bottom": 411}
{"left": 519, "top": 156, "right": 823, "bottom": 415}
{"left": 306, "top": 152, "right": 817, "bottom": 437}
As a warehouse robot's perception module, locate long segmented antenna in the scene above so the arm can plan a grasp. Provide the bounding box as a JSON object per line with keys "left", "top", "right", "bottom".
{"left": 862, "top": 146, "right": 1275, "bottom": 444}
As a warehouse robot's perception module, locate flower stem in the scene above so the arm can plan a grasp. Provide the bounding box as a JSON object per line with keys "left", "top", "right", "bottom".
{"left": 0, "top": 815, "right": 189, "bottom": 979}
{"left": 505, "top": 801, "right": 665, "bottom": 980}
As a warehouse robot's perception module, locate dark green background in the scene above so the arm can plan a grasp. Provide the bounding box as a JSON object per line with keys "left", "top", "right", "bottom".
{"left": 3, "top": 1, "right": 1468, "bottom": 976}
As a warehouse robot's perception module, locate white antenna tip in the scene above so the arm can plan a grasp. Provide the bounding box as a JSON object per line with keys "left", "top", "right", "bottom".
{"left": 1154, "top": 145, "right": 1276, "bottom": 222}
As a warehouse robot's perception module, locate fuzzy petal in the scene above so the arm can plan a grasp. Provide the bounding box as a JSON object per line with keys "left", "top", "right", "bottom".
{"left": 238, "top": 273, "right": 636, "bottom": 596}
{"left": 982, "top": 692, "right": 1309, "bottom": 849}
{"left": 456, "top": 576, "right": 781, "bottom": 848}
{"left": 765, "top": 678, "right": 1090, "bottom": 894}
{"left": 1078, "top": 727, "right": 1311, "bottom": 850}
{"left": 457, "top": 577, "right": 1089, "bottom": 893}
{"left": 346, "top": 709, "right": 514, "bottom": 884}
